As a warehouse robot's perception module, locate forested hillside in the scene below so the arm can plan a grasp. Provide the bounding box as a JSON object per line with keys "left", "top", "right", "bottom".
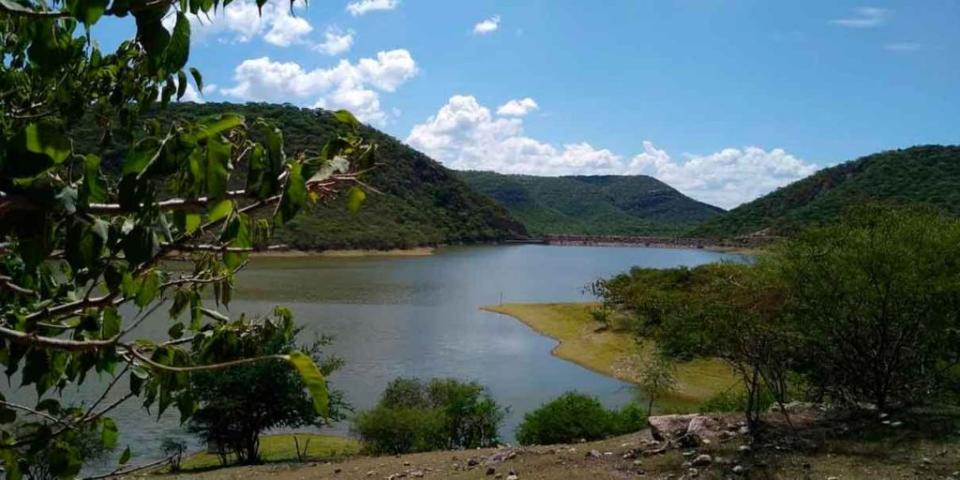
{"left": 691, "top": 145, "right": 960, "bottom": 238}
{"left": 457, "top": 171, "right": 724, "bottom": 236}
{"left": 71, "top": 103, "right": 528, "bottom": 250}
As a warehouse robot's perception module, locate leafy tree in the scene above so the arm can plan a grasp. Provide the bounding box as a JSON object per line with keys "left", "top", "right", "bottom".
{"left": 637, "top": 355, "right": 677, "bottom": 416}
{"left": 352, "top": 378, "right": 506, "bottom": 455}
{"left": 776, "top": 205, "right": 960, "bottom": 410}
{"left": 187, "top": 314, "right": 348, "bottom": 465}
{"left": 0, "top": 1, "right": 372, "bottom": 477}
{"left": 515, "top": 392, "right": 646, "bottom": 445}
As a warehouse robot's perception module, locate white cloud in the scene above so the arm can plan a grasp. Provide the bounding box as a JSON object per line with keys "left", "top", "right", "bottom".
{"left": 830, "top": 7, "right": 887, "bottom": 28}
{"left": 222, "top": 49, "right": 418, "bottom": 125}
{"left": 627, "top": 142, "right": 818, "bottom": 209}
{"left": 407, "top": 95, "right": 817, "bottom": 208}
{"left": 346, "top": 0, "right": 399, "bottom": 16}
{"left": 473, "top": 16, "right": 500, "bottom": 35}
{"left": 314, "top": 28, "right": 354, "bottom": 55}
{"left": 497, "top": 98, "right": 538, "bottom": 117}
{"left": 884, "top": 42, "right": 921, "bottom": 52}
{"left": 177, "top": 83, "right": 204, "bottom": 103}
{"left": 170, "top": 1, "right": 313, "bottom": 46}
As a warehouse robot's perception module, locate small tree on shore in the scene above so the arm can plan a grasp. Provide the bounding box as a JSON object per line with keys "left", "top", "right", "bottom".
{"left": 187, "top": 311, "right": 348, "bottom": 465}
{"left": 637, "top": 354, "right": 677, "bottom": 415}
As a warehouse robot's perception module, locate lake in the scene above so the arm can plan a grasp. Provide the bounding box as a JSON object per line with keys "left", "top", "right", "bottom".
{"left": 7, "top": 244, "right": 742, "bottom": 471}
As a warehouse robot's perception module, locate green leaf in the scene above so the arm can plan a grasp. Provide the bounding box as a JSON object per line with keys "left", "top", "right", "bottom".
{"left": 100, "top": 417, "right": 119, "bottom": 449}
{"left": 332, "top": 109, "right": 360, "bottom": 129}
{"left": 68, "top": 0, "right": 108, "bottom": 27}
{"left": 168, "top": 322, "right": 185, "bottom": 339}
{"left": 206, "top": 137, "right": 231, "bottom": 199}
{"left": 189, "top": 66, "right": 203, "bottom": 92}
{"left": 188, "top": 114, "right": 243, "bottom": 143}
{"left": 277, "top": 163, "right": 306, "bottom": 223}
{"left": 165, "top": 12, "right": 190, "bottom": 71}
{"left": 176, "top": 70, "right": 188, "bottom": 100}
{"left": 118, "top": 446, "right": 131, "bottom": 465}
{"left": 102, "top": 307, "right": 121, "bottom": 338}
{"left": 80, "top": 154, "right": 108, "bottom": 205}
{"left": 135, "top": 272, "right": 159, "bottom": 308}
{"left": 346, "top": 186, "right": 366, "bottom": 213}
{"left": 207, "top": 199, "right": 233, "bottom": 224}
{"left": 287, "top": 352, "right": 329, "bottom": 417}
{"left": 3, "top": 123, "right": 71, "bottom": 177}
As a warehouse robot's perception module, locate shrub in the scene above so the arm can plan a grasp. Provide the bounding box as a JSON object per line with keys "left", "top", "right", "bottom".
{"left": 353, "top": 378, "right": 506, "bottom": 455}
{"left": 516, "top": 392, "right": 646, "bottom": 445}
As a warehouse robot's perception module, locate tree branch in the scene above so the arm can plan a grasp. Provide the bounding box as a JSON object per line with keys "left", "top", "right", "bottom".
{"left": 0, "top": 2, "right": 71, "bottom": 18}
{"left": 87, "top": 190, "right": 249, "bottom": 214}
{"left": 0, "top": 400, "right": 72, "bottom": 428}
{"left": 122, "top": 345, "right": 288, "bottom": 373}
{"left": 0, "top": 324, "right": 121, "bottom": 351}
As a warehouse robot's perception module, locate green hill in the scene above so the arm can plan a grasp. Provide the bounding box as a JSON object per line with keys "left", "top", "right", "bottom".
{"left": 691, "top": 145, "right": 960, "bottom": 238}
{"left": 456, "top": 171, "right": 724, "bottom": 236}
{"left": 71, "top": 103, "right": 528, "bottom": 250}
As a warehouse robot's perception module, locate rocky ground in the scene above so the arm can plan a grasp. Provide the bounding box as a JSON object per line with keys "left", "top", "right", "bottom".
{"left": 153, "top": 407, "right": 960, "bottom": 480}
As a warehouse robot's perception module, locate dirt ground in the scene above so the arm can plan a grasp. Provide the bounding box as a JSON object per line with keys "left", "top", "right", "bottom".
{"left": 151, "top": 412, "right": 960, "bottom": 480}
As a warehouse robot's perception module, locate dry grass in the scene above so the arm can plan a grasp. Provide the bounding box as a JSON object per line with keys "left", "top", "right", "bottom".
{"left": 482, "top": 302, "right": 737, "bottom": 409}
{"left": 172, "top": 434, "right": 361, "bottom": 472}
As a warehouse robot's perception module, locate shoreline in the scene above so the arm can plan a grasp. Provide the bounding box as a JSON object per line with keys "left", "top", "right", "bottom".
{"left": 482, "top": 302, "right": 737, "bottom": 408}
{"left": 251, "top": 246, "right": 436, "bottom": 258}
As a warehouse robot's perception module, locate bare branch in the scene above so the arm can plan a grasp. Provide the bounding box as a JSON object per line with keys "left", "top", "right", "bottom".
{"left": 122, "top": 345, "right": 288, "bottom": 373}
{"left": 86, "top": 190, "right": 249, "bottom": 214}
{"left": 0, "top": 325, "right": 121, "bottom": 351}
{"left": 0, "top": 275, "right": 37, "bottom": 296}
{"left": 0, "top": 400, "right": 72, "bottom": 428}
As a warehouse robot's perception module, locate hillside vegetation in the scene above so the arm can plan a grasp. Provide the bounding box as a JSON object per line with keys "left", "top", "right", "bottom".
{"left": 72, "top": 103, "right": 528, "bottom": 250}
{"left": 691, "top": 145, "right": 960, "bottom": 238}
{"left": 457, "top": 171, "right": 724, "bottom": 236}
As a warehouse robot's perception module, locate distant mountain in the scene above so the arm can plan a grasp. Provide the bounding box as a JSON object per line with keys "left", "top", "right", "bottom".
{"left": 71, "top": 103, "right": 528, "bottom": 250}
{"left": 457, "top": 171, "right": 724, "bottom": 236}
{"left": 691, "top": 145, "right": 960, "bottom": 238}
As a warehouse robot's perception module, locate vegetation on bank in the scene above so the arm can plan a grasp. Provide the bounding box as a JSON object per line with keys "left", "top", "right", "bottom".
{"left": 174, "top": 434, "right": 360, "bottom": 472}
{"left": 515, "top": 392, "right": 647, "bottom": 445}
{"left": 459, "top": 171, "right": 724, "bottom": 236}
{"left": 691, "top": 145, "right": 960, "bottom": 238}
{"left": 69, "top": 103, "right": 529, "bottom": 251}
{"left": 352, "top": 378, "right": 506, "bottom": 455}
{"left": 597, "top": 205, "right": 960, "bottom": 430}
{"left": 483, "top": 303, "right": 736, "bottom": 409}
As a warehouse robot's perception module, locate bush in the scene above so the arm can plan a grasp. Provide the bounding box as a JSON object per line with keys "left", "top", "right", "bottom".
{"left": 516, "top": 392, "right": 646, "bottom": 445}
{"left": 699, "top": 389, "right": 775, "bottom": 414}
{"left": 353, "top": 378, "right": 506, "bottom": 455}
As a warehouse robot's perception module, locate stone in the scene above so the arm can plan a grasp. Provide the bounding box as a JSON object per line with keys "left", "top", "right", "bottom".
{"left": 409, "top": 471, "right": 424, "bottom": 478}
{"left": 732, "top": 465, "right": 746, "bottom": 474}
{"left": 486, "top": 467, "right": 496, "bottom": 476}
{"left": 586, "top": 449, "right": 602, "bottom": 458}
{"left": 688, "top": 467, "right": 699, "bottom": 477}
{"left": 633, "top": 460, "right": 643, "bottom": 466}
{"left": 467, "top": 458, "right": 480, "bottom": 467}
{"left": 691, "top": 454, "right": 713, "bottom": 467}
{"left": 648, "top": 414, "right": 699, "bottom": 441}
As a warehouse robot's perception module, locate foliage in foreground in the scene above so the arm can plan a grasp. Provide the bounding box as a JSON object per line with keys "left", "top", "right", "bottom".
{"left": 188, "top": 314, "right": 348, "bottom": 465}
{"left": 0, "top": 1, "right": 369, "bottom": 477}
{"left": 515, "top": 392, "right": 647, "bottom": 446}
{"left": 69, "top": 103, "right": 530, "bottom": 251}
{"left": 597, "top": 206, "right": 960, "bottom": 430}
{"left": 353, "top": 378, "right": 506, "bottom": 455}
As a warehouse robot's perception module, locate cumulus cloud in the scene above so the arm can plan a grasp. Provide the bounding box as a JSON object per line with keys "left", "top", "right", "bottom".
{"left": 314, "top": 28, "right": 354, "bottom": 55}
{"left": 346, "top": 0, "right": 399, "bottom": 16}
{"left": 830, "top": 7, "right": 887, "bottom": 28}
{"left": 222, "top": 49, "right": 418, "bottom": 125}
{"left": 473, "top": 16, "right": 500, "bottom": 35}
{"left": 496, "top": 98, "right": 538, "bottom": 116}
{"left": 407, "top": 95, "right": 817, "bottom": 208}
{"left": 407, "top": 95, "right": 622, "bottom": 176}
{"left": 170, "top": 1, "right": 313, "bottom": 46}
{"left": 627, "top": 142, "right": 818, "bottom": 209}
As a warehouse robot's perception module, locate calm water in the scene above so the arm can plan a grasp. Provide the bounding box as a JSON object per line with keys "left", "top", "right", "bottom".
{"left": 7, "top": 244, "right": 741, "bottom": 471}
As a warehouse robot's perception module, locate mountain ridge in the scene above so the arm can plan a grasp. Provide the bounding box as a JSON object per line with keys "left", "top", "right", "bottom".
{"left": 457, "top": 170, "right": 724, "bottom": 236}
{"left": 691, "top": 145, "right": 960, "bottom": 238}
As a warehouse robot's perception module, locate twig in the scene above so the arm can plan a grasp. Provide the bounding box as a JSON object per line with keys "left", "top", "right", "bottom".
{"left": 122, "top": 345, "right": 288, "bottom": 373}
{"left": 0, "top": 400, "right": 72, "bottom": 428}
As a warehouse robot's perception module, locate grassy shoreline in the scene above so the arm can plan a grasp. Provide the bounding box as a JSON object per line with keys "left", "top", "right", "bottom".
{"left": 482, "top": 303, "right": 737, "bottom": 409}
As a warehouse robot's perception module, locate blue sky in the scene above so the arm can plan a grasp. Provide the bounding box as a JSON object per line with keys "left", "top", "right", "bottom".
{"left": 97, "top": 0, "right": 960, "bottom": 208}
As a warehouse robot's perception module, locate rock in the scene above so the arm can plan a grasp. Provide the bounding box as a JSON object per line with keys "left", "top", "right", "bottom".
{"left": 732, "top": 465, "right": 746, "bottom": 474}
{"left": 586, "top": 449, "right": 602, "bottom": 458}
{"left": 486, "top": 467, "right": 496, "bottom": 476}
{"left": 688, "top": 467, "right": 699, "bottom": 477}
{"left": 890, "top": 421, "right": 904, "bottom": 427}
{"left": 366, "top": 472, "right": 375, "bottom": 477}
{"left": 334, "top": 468, "right": 342, "bottom": 474}
{"left": 409, "top": 471, "right": 424, "bottom": 478}
{"left": 648, "top": 414, "right": 699, "bottom": 441}
{"left": 403, "top": 461, "right": 411, "bottom": 467}
{"left": 506, "top": 476, "right": 518, "bottom": 480}
{"left": 633, "top": 459, "right": 643, "bottom": 466}
{"left": 687, "top": 416, "right": 721, "bottom": 441}
{"left": 691, "top": 454, "right": 713, "bottom": 467}
{"left": 738, "top": 445, "right": 751, "bottom": 453}
{"left": 467, "top": 458, "right": 480, "bottom": 467}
